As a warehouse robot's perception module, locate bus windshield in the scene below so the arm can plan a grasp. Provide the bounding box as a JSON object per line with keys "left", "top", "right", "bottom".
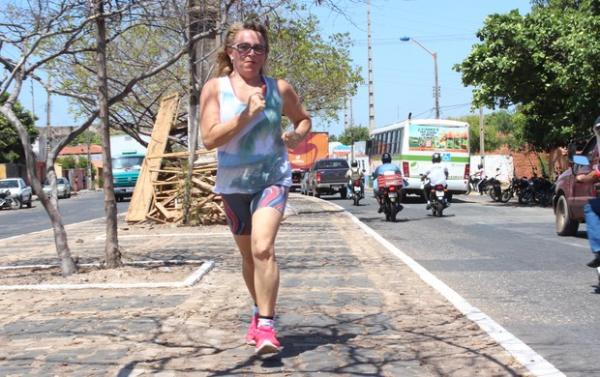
{"left": 112, "top": 156, "right": 144, "bottom": 169}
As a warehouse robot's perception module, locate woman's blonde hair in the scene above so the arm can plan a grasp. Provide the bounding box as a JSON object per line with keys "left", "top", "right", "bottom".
{"left": 216, "top": 20, "right": 269, "bottom": 77}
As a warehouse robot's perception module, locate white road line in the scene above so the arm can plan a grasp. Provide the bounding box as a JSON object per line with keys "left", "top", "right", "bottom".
{"left": 324, "top": 199, "right": 565, "bottom": 377}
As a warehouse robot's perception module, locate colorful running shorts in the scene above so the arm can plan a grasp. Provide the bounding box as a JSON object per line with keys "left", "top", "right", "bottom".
{"left": 221, "top": 185, "right": 289, "bottom": 235}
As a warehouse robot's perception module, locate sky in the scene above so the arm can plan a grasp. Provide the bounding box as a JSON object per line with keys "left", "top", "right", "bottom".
{"left": 19, "top": 0, "right": 532, "bottom": 137}
{"left": 308, "top": 0, "right": 532, "bottom": 136}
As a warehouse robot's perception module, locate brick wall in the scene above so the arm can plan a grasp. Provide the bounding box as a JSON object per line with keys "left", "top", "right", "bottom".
{"left": 485, "top": 146, "right": 567, "bottom": 179}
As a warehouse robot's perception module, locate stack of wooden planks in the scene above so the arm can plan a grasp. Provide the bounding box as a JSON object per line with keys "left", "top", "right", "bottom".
{"left": 143, "top": 150, "right": 226, "bottom": 225}
{"left": 125, "top": 93, "right": 226, "bottom": 225}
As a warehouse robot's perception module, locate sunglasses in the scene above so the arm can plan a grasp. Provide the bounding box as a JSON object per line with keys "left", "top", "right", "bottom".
{"left": 230, "top": 43, "right": 267, "bottom": 55}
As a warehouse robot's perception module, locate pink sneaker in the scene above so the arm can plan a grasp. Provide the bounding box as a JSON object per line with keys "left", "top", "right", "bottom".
{"left": 255, "top": 326, "right": 281, "bottom": 355}
{"left": 245, "top": 314, "right": 258, "bottom": 345}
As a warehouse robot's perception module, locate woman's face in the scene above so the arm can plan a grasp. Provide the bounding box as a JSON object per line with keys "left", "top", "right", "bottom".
{"left": 228, "top": 29, "right": 267, "bottom": 77}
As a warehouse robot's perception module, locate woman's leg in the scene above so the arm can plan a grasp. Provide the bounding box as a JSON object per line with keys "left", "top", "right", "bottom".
{"left": 222, "top": 195, "right": 256, "bottom": 301}
{"left": 249, "top": 185, "right": 288, "bottom": 317}
{"left": 251, "top": 206, "right": 283, "bottom": 317}
{"left": 232, "top": 235, "right": 255, "bottom": 303}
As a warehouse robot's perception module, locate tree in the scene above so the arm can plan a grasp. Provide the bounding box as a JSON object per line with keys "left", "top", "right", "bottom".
{"left": 268, "top": 15, "right": 362, "bottom": 122}
{"left": 0, "top": 0, "right": 207, "bottom": 275}
{"left": 338, "top": 126, "right": 369, "bottom": 146}
{"left": 454, "top": 0, "right": 600, "bottom": 149}
{"left": 0, "top": 94, "right": 37, "bottom": 163}
{"left": 68, "top": 130, "right": 101, "bottom": 146}
{"left": 57, "top": 156, "right": 77, "bottom": 169}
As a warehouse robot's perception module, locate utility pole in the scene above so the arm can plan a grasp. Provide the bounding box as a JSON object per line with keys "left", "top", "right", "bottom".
{"left": 344, "top": 96, "right": 350, "bottom": 129}
{"left": 479, "top": 106, "right": 485, "bottom": 165}
{"left": 400, "top": 37, "right": 440, "bottom": 119}
{"left": 433, "top": 52, "right": 440, "bottom": 119}
{"left": 367, "top": 0, "right": 375, "bottom": 132}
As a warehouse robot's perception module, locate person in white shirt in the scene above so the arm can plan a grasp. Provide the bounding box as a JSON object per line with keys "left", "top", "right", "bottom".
{"left": 474, "top": 163, "right": 486, "bottom": 193}
{"left": 422, "top": 152, "right": 448, "bottom": 209}
{"left": 345, "top": 160, "right": 364, "bottom": 197}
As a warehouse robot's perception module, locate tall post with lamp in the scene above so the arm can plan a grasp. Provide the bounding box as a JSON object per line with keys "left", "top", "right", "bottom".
{"left": 400, "top": 37, "right": 440, "bottom": 119}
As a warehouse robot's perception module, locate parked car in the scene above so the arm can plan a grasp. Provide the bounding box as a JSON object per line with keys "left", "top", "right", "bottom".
{"left": 43, "top": 177, "right": 72, "bottom": 199}
{"left": 0, "top": 178, "right": 33, "bottom": 208}
{"left": 306, "top": 158, "right": 350, "bottom": 198}
{"left": 554, "top": 135, "right": 599, "bottom": 236}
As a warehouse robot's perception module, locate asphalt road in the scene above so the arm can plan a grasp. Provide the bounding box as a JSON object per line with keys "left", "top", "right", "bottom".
{"left": 326, "top": 191, "right": 599, "bottom": 377}
{"left": 0, "top": 191, "right": 130, "bottom": 239}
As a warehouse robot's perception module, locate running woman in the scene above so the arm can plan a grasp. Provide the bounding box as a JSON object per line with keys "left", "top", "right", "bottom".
{"left": 199, "top": 20, "right": 311, "bottom": 355}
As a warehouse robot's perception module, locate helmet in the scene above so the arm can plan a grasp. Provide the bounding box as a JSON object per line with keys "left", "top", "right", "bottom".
{"left": 432, "top": 152, "right": 441, "bottom": 163}
{"left": 351, "top": 160, "right": 358, "bottom": 167}
{"left": 381, "top": 153, "right": 392, "bottom": 164}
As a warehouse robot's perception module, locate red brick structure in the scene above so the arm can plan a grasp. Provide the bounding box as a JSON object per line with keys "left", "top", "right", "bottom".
{"left": 486, "top": 145, "right": 567, "bottom": 180}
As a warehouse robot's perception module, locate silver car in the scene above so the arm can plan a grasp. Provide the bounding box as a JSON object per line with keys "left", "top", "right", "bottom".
{"left": 0, "top": 178, "right": 33, "bottom": 208}
{"left": 43, "top": 177, "right": 72, "bottom": 199}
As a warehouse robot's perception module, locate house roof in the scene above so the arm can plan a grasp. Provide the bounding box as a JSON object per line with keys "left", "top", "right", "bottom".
{"left": 59, "top": 145, "right": 103, "bottom": 155}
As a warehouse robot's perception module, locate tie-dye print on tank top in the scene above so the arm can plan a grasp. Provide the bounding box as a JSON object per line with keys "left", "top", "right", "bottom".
{"left": 214, "top": 75, "right": 291, "bottom": 194}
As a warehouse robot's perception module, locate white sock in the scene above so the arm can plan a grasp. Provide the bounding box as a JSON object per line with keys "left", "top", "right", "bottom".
{"left": 258, "top": 318, "right": 275, "bottom": 328}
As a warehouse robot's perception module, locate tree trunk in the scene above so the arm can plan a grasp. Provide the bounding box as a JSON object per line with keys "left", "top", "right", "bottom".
{"left": 0, "top": 104, "right": 77, "bottom": 276}
{"left": 93, "top": 0, "right": 121, "bottom": 268}
{"left": 184, "top": 0, "right": 218, "bottom": 224}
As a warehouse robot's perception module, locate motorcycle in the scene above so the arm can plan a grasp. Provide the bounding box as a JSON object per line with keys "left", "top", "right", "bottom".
{"left": 0, "top": 189, "right": 19, "bottom": 210}
{"left": 465, "top": 174, "right": 479, "bottom": 195}
{"left": 351, "top": 179, "right": 363, "bottom": 206}
{"left": 530, "top": 174, "right": 554, "bottom": 207}
{"left": 486, "top": 176, "right": 503, "bottom": 202}
{"left": 377, "top": 172, "right": 404, "bottom": 222}
{"left": 422, "top": 176, "right": 449, "bottom": 217}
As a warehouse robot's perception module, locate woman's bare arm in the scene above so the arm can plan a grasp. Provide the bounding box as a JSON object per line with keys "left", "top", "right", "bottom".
{"left": 278, "top": 79, "right": 311, "bottom": 149}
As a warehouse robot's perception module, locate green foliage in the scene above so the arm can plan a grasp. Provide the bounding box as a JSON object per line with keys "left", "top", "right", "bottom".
{"left": 0, "top": 93, "right": 38, "bottom": 163}
{"left": 455, "top": 1, "right": 600, "bottom": 149}
{"left": 456, "top": 114, "right": 503, "bottom": 153}
{"left": 268, "top": 15, "right": 363, "bottom": 123}
{"left": 453, "top": 110, "right": 528, "bottom": 153}
{"left": 77, "top": 156, "right": 89, "bottom": 169}
{"left": 58, "top": 156, "right": 76, "bottom": 169}
{"left": 329, "top": 134, "right": 338, "bottom": 142}
{"left": 69, "top": 131, "right": 102, "bottom": 146}
{"left": 338, "top": 126, "right": 369, "bottom": 146}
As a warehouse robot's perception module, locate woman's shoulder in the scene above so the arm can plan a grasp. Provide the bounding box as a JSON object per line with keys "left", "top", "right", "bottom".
{"left": 271, "top": 77, "right": 292, "bottom": 91}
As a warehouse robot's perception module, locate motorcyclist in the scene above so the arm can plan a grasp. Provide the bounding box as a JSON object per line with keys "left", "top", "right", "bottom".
{"left": 372, "top": 152, "right": 403, "bottom": 213}
{"left": 474, "top": 163, "right": 487, "bottom": 194}
{"left": 422, "top": 152, "right": 449, "bottom": 210}
{"left": 345, "top": 160, "right": 365, "bottom": 198}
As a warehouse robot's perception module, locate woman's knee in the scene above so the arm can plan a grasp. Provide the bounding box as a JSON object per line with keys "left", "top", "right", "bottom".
{"left": 252, "top": 240, "right": 275, "bottom": 261}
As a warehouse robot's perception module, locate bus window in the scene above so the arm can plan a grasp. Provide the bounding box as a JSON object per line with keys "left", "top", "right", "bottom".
{"left": 396, "top": 129, "right": 404, "bottom": 154}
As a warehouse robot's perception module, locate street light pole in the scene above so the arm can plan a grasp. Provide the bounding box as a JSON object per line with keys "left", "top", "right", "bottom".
{"left": 400, "top": 37, "right": 440, "bottom": 119}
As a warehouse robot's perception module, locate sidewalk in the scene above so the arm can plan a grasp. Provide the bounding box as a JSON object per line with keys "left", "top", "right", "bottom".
{"left": 0, "top": 194, "right": 530, "bottom": 376}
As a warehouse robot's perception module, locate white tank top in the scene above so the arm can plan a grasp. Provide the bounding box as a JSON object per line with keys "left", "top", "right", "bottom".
{"left": 214, "top": 75, "right": 291, "bottom": 194}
